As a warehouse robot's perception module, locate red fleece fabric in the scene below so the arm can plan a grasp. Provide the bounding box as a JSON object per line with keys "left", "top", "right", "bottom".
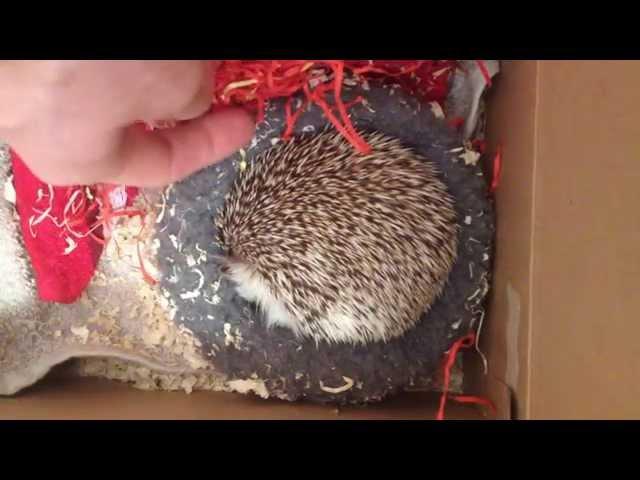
{"left": 10, "top": 150, "right": 137, "bottom": 304}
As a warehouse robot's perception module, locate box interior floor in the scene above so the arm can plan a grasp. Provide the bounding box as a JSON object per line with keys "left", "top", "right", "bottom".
{"left": 2, "top": 60, "right": 638, "bottom": 420}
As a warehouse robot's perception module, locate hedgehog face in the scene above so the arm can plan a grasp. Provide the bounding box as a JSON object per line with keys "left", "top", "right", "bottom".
{"left": 218, "top": 129, "right": 458, "bottom": 345}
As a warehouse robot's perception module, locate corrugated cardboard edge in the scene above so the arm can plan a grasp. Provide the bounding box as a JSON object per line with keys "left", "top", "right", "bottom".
{"left": 481, "top": 60, "right": 540, "bottom": 419}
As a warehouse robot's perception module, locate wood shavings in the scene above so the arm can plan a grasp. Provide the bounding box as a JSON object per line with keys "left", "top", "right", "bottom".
{"left": 459, "top": 148, "right": 481, "bottom": 166}
{"left": 155, "top": 191, "right": 167, "bottom": 225}
{"left": 63, "top": 236, "right": 78, "bottom": 255}
{"left": 194, "top": 244, "right": 207, "bottom": 264}
{"left": 0, "top": 149, "right": 41, "bottom": 326}
{"left": 74, "top": 358, "right": 226, "bottom": 394}
{"left": 203, "top": 281, "right": 222, "bottom": 305}
{"left": 203, "top": 293, "right": 221, "bottom": 305}
{"left": 145, "top": 326, "right": 165, "bottom": 346}
{"left": 28, "top": 183, "right": 110, "bottom": 243}
{"left": 467, "top": 288, "right": 482, "bottom": 303}
{"left": 179, "top": 268, "right": 204, "bottom": 300}
{"left": 343, "top": 76, "right": 358, "bottom": 87}
{"left": 223, "top": 322, "right": 243, "bottom": 349}
{"left": 238, "top": 148, "right": 247, "bottom": 171}
{"left": 70, "top": 325, "right": 89, "bottom": 344}
{"left": 429, "top": 101, "right": 445, "bottom": 119}
{"left": 432, "top": 67, "right": 449, "bottom": 78}
{"left": 29, "top": 184, "right": 55, "bottom": 234}
{"left": 53, "top": 192, "right": 212, "bottom": 391}
{"left": 181, "top": 375, "right": 198, "bottom": 394}
{"left": 222, "top": 79, "right": 259, "bottom": 97}
{"left": 223, "top": 323, "right": 233, "bottom": 346}
{"left": 308, "top": 74, "right": 330, "bottom": 89}
{"left": 474, "top": 311, "right": 489, "bottom": 375}
{"left": 226, "top": 378, "right": 269, "bottom": 399}
{"left": 319, "top": 376, "right": 355, "bottom": 394}
{"left": 3, "top": 175, "right": 15, "bottom": 204}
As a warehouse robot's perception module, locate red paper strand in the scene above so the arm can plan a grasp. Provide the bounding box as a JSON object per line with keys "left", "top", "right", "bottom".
{"left": 212, "top": 60, "right": 457, "bottom": 153}
{"left": 436, "top": 332, "right": 497, "bottom": 420}
{"left": 490, "top": 145, "right": 503, "bottom": 193}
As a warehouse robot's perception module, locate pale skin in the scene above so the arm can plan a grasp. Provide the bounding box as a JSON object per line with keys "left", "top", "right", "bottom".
{"left": 0, "top": 60, "right": 256, "bottom": 187}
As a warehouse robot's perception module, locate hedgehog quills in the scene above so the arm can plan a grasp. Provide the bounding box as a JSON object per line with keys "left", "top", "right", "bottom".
{"left": 218, "top": 129, "right": 458, "bottom": 346}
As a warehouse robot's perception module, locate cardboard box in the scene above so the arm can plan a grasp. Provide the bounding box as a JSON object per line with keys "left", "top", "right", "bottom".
{"left": 484, "top": 60, "right": 640, "bottom": 419}
{"left": 1, "top": 60, "right": 637, "bottom": 419}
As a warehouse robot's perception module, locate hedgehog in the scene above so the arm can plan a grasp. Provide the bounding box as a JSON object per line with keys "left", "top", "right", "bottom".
{"left": 217, "top": 128, "right": 459, "bottom": 346}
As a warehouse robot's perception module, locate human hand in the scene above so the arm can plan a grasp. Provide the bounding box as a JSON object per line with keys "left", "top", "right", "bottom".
{"left": 0, "top": 60, "right": 255, "bottom": 187}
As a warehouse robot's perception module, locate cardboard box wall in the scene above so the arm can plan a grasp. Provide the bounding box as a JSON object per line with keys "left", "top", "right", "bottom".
{"left": 1, "top": 60, "right": 637, "bottom": 420}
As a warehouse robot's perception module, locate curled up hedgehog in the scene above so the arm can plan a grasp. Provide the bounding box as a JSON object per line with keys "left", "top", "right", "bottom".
{"left": 156, "top": 84, "right": 494, "bottom": 404}
{"left": 218, "top": 129, "right": 458, "bottom": 346}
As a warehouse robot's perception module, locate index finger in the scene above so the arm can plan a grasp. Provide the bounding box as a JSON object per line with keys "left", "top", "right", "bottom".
{"left": 106, "top": 107, "right": 255, "bottom": 187}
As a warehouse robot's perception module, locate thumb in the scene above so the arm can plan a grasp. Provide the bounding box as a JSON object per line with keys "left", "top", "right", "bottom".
{"left": 108, "top": 107, "right": 255, "bottom": 187}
